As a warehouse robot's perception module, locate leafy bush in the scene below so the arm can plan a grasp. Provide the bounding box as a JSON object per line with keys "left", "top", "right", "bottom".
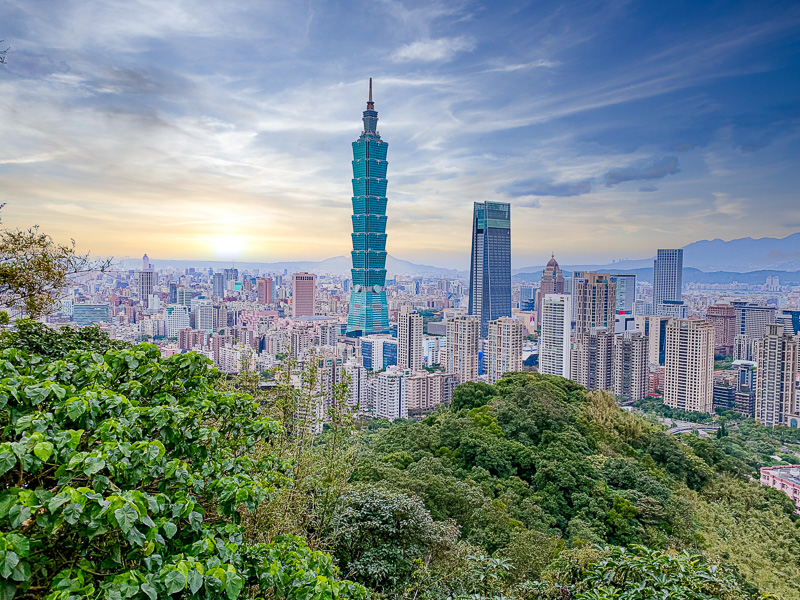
{"left": 0, "top": 343, "right": 365, "bottom": 600}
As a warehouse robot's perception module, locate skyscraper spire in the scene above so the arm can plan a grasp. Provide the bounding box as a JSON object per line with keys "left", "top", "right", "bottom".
{"left": 367, "top": 77, "right": 373, "bottom": 109}
{"left": 363, "top": 78, "right": 378, "bottom": 134}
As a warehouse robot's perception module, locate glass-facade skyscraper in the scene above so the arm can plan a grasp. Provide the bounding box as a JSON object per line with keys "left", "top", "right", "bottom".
{"left": 653, "top": 249, "right": 683, "bottom": 306}
{"left": 469, "top": 201, "right": 511, "bottom": 337}
{"left": 347, "top": 79, "right": 390, "bottom": 336}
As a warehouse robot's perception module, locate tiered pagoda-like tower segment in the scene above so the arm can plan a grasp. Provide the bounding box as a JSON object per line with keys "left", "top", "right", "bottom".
{"left": 347, "top": 79, "right": 390, "bottom": 335}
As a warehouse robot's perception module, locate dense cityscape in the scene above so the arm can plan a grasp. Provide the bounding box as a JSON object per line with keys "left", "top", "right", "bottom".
{"left": 3, "top": 2, "right": 800, "bottom": 599}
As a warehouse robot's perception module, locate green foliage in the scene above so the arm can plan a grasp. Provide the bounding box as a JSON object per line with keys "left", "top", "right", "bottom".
{"left": 0, "top": 343, "right": 366, "bottom": 599}
{"left": 451, "top": 381, "right": 497, "bottom": 411}
{"left": 0, "top": 318, "right": 129, "bottom": 360}
{"left": 0, "top": 217, "right": 110, "bottom": 318}
{"left": 633, "top": 396, "right": 715, "bottom": 424}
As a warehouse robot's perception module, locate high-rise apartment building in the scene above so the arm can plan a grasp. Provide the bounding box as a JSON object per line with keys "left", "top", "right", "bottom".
{"left": 257, "top": 277, "right": 273, "bottom": 305}
{"left": 486, "top": 317, "right": 524, "bottom": 384}
{"left": 613, "top": 331, "right": 649, "bottom": 402}
{"left": 732, "top": 302, "right": 777, "bottom": 361}
{"left": 571, "top": 328, "right": 614, "bottom": 391}
{"left": 663, "top": 319, "right": 715, "bottom": 413}
{"left": 634, "top": 315, "right": 672, "bottom": 367}
{"left": 572, "top": 272, "right": 616, "bottom": 338}
{"left": 469, "top": 201, "right": 511, "bottom": 337}
{"left": 176, "top": 286, "right": 191, "bottom": 307}
{"left": 137, "top": 270, "right": 155, "bottom": 301}
{"left": 292, "top": 272, "right": 316, "bottom": 318}
{"left": 706, "top": 304, "right": 735, "bottom": 355}
{"left": 653, "top": 249, "right": 683, "bottom": 308}
{"left": 347, "top": 79, "right": 390, "bottom": 336}
{"left": 755, "top": 324, "right": 798, "bottom": 427}
{"left": 397, "top": 305, "right": 423, "bottom": 370}
{"left": 610, "top": 274, "right": 636, "bottom": 314}
{"left": 539, "top": 294, "right": 572, "bottom": 378}
{"left": 536, "top": 254, "right": 564, "bottom": 324}
{"left": 446, "top": 316, "right": 480, "bottom": 383}
{"left": 212, "top": 273, "right": 225, "bottom": 299}
{"left": 223, "top": 268, "right": 238, "bottom": 283}
{"left": 375, "top": 366, "right": 410, "bottom": 421}
{"left": 165, "top": 305, "right": 191, "bottom": 337}
{"left": 195, "top": 303, "right": 214, "bottom": 332}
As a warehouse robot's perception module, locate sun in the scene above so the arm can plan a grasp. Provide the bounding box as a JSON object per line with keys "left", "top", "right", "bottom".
{"left": 211, "top": 236, "right": 245, "bottom": 258}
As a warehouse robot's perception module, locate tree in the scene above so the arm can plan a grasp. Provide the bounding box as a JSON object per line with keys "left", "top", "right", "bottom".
{"left": 0, "top": 214, "right": 110, "bottom": 318}
{"left": 0, "top": 343, "right": 366, "bottom": 599}
{"left": 0, "top": 318, "right": 129, "bottom": 360}
{"left": 451, "top": 382, "right": 496, "bottom": 412}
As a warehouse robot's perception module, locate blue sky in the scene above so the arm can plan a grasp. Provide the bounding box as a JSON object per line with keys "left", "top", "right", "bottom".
{"left": 1, "top": 0, "right": 799, "bottom": 268}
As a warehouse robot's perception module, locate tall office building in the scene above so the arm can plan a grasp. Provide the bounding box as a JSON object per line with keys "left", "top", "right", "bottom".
{"left": 706, "top": 304, "right": 736, "bottom": 355}
{"left": 73, "top": 303, "right": 111, "bottom": 327}
{"left": 212, "top": 273, "right": 225, "bottom": 298}
{"left": 168, "top": 283, "right": 178, "bottom": 305}
{"left": 257, "top": 277, "right": 274, "bottom": 305}
{"left": 142, "top": 254, "right": 150, "bottom": 270}
{"left": 292, "top": 272, "right": 316, "bottom": 318}
{"left": 469, "top": 201, "right": 511, "bottom": 338}
{"left": 610, "top": 274, "right": 636, "bottom": 314}
{"left": 663, "top": 319, "right": 715, "bottom": 413}
{"left": 397, "top": 305, "right": 423, "bottom": 370}
{"left": 755, "top": 324, "right": 798, "bottom": 428}
{"left": 347, "top": 79, "right": 390, "bottom": 336}
{"left": 653, "top": 249, "right": 683, "bottom": 307}
{"left": 486, "top": 317, "right": 524, "bottom": 384}
{"left": 223, "top": 268, "right": 238, "bottom": 283}
{"left": 446, "top": 316, "right": 480, "bottom": 383}
{"left": 195, "top": 303, "right": 215, "bottom": 332}
{"left": 613, "top": 331, "right": 649, "bottom": 402}
{"left": 539, "top": 294, "right": 572, "bottom": 378}
{"left": 137, "top": 270, "right": 155, "bottom": 301}
{"left": 536, "top": 254, "right": 564, "bottom": 324}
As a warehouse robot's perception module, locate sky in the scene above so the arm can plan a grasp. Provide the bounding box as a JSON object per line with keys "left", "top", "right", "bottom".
{"left": 1, "top": 0, "right": 799, "bottom": 269}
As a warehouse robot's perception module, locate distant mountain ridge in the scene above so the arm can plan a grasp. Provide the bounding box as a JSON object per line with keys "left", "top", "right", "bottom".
{"left": 514, "top": 267, "right": 800, "bottom": 285}
{"left": 514, "top": 232, "right": 800, "bottom": 274}
{"left": 117, "top": 255, "right": 463, "bottom": 278}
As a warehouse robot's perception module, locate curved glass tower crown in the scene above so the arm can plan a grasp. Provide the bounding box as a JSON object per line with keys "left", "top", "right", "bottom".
{"left": 347, "top": 79, "right": 390, "bottom": 336}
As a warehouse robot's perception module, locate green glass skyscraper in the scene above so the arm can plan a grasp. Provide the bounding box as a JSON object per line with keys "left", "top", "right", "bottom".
{"left": 347, "top": 79, "right": 390, "bottom": 336}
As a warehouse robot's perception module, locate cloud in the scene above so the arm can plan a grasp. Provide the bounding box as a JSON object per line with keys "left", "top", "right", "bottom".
{"left": 604, "top": 157, "right": 680, "bottom": 186}
{"left": 499, "top": 178, "right": 592, "bottom": 198}
{"left": 639, "top": 186, "right": 657, "bottom": 192}
{"left": 391, "top": 36, "right": 475, "bottom": 63}
{"left": 482, "top": 59, "right": 559, "bottom": 73}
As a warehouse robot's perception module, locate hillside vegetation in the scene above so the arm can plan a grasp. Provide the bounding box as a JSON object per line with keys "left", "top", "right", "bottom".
{"left": 1, "top": 323, "right": 799, "bottom": 599}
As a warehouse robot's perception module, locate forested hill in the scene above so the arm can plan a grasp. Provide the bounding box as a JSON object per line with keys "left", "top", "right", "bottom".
{"left": 348, "top": 373, "right": 800, "bottom": 599}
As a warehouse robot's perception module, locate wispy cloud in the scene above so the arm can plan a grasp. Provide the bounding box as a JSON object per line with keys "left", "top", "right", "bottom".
{"left": 604, "top": 157, "right": 680, "bottom": 187}
{"left": 499, "top": 178, "right": 592, "bottom": 198}
{"left": 391, "top": 36, "right": 475, "bottom": 63}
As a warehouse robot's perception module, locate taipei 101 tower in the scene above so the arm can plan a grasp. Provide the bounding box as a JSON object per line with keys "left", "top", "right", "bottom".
{"left": 346, "top": 79, "right": 390, "bottom": 336}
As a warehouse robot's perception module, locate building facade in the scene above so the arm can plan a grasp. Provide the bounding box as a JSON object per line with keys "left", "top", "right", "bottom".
{"left": 613, "top": 331, "right": 649, "bottom": 402}
{"left": 706, "top": 303, "right": 735, "bottom": 355}
{"left": 610, "top": 274, "right": 636, "bottom": 314}
{"left": 539, "top": 294, "right": 572, "bottom": 378}
{"left": 397, "top": 305, "right": 423, "bottom": 370}
{"left": 257, "top": 277, "right": 274, "bottom": 305}
{"left": 652, "top": 248, "right": 683, "bottom": 310}
{"left": 347, "top": 79, "right": 390, "bottom": 336}
{"left": 663, "top": 318, "right": 715, "bottom": 413}
{"left": 755, "top": 324, "right": 799, "bottom": 427}
{"left": 292, "top": 272, "right": 316, "bottom": 318}
{"left": 469, "top": 201, "right": 511, "bottom": 337}
{"left": 446, "top": 316, "right": 480, "bottom": 383}
{"left": 536, "top": 254, "right": 564, "bottom": 325}
{"left": 375, "top": 366, "right": 410, "bottom": 421}
{"left": 486, "top": 317, "right": 524, "bottom": 384}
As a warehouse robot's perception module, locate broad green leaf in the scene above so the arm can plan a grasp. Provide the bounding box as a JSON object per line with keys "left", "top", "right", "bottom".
{"left": 188, "top": 511, "right": 202, "bottom": 530}
{"left": 188, "top": 570, "right": 203, "bottom": 595}
{"left": 0, "top": 551, "right": 19, "bottom": 578}
{"left": 0, "top": 453, "right": 16, "bottom": 476}
{"left": 226, "top": 572, "right": 244, "bottom": 600}
{"left": 165, "top": 570, "right": 185, "bottom": 595}
{"left": 114, "top": 505, "right": 138, "bottom": 534}
{"left": 62, "top": 503, "right": 83, "bottom": 525}
{"left": 66, "top": 399, "right": 86, "bottom": 421}
{"left": 8, "top": 505, "right": 31, "bottom": 529}
{"left": 33, "top": 441, "right": 54, "bottom": 462}
{"left": 141, "top": 583, "right": 157, "bottom": 600}
{"left": 162, "top": 521, "right": 178, "bottom": 539}
{"left": 83, "top": 457, "right": 106, "bottom": 476}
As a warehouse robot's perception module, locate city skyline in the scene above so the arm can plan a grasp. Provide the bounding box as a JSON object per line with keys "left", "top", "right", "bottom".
{"left": 2, "top": 1, "right": 799, "bottom": 268}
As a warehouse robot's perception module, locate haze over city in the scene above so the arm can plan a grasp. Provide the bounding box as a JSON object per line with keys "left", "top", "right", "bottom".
{"left": 2, "top": 0, "right": 799, "bottom": 268}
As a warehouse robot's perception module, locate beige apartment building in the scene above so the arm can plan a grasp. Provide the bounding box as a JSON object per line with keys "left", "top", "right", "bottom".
{"left": 486, "top": 317, "right": 524, "bottom": 384}
{"left": 446, "top": 315, "right": 480, "bottom": 383}
{"left": 663, "top": 318, "right": 715, "bottom": 413}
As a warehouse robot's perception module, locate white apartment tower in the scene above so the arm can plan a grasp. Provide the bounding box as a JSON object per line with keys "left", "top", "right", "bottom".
{"left": 539, "top": 294, "right": 572, "bottom": 378}
{"left": 755, "top": 324, "right": 799, "bottom": 427}
{"left": 375, "top": 366, "right": 410, "bottom": 421}
{"left": 397, "top": 305, "right": 424, "bottom": 370}
{"left": 486, "top": 317, "right": 524, "bottom": 384}
{"left": 663, "top": 319, "right": 715, "bottom": 413}
{"left": 446, "top": 316, "right": 480, "bottom": 383}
